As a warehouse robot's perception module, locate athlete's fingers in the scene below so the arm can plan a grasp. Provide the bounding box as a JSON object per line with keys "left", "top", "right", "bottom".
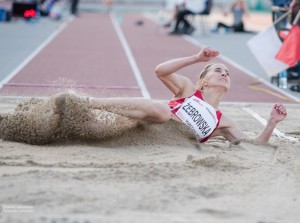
{"left": 274, "top": 103, "right": 282, "bottom": 109}
{"left": 274, "top": 103, "right": 287, "bottom": 115}
{"left": 203, "top": 47, "right": 211, "bottom": 56}
{"left": 203, "top": 47, "right": 219, "bottom": 57}
{"left": 280, "top": 106, "right": 287, "bottom": 115}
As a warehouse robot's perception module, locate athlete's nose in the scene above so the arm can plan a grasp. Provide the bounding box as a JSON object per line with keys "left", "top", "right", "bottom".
{"left": 221, "top": 70, "right": 230, "bottom": 77}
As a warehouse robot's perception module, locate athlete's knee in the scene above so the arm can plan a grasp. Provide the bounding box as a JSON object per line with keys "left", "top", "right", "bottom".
{"left": 146, "top": 101, "right": 171, "bottom": 123}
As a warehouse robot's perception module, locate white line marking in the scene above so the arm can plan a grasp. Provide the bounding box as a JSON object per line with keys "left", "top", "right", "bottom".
{"left": 182, "top": 35, "right": 300, "bottom": 103}
{"left": 110, "top": 13, "right": 151, "bottom": 99}
{"left": 0, "top": 17, "right": 75, "bottom": 89}
{"left": 242, "top": 107, "right": 298, "bottom": 142}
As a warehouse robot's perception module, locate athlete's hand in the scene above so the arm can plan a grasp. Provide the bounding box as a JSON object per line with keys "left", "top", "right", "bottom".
{"left": 196, "top": 47, "right": 219, "bottom": 62}
{"left": 270, "top": 103, "right": 287, "bottom": 123}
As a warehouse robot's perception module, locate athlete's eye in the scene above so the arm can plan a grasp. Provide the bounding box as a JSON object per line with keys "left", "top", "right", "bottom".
{"left": 215, "top": 68, "right": 230, "bottom": 76}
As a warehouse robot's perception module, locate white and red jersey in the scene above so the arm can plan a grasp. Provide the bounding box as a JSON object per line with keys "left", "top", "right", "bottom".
{"left": 168, "top": 90, "right": 222, "bottom": 142}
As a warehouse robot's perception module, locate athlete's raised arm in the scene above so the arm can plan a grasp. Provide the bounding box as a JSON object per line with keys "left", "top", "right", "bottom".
{"left": 155, "top": 47, "right": 219, "bottom": 98}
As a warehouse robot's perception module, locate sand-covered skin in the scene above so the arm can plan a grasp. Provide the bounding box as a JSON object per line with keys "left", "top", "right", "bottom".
{"left": 0, "top": 97, "right": 299, "bottom": 223}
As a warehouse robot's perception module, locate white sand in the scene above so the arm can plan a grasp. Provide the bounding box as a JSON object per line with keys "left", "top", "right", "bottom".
{"left": 0, "top": 96, "right": 299, "bottom": 223}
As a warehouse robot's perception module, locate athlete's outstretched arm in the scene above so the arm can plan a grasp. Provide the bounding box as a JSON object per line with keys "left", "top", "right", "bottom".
{"left": 256, "top": 103, "right": 287, "bottom": 142}
{"left": 214, "top": 103, "right": 287, "bottom": 143}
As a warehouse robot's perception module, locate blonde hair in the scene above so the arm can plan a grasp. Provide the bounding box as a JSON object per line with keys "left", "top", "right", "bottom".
{"left": 196, "top": 63, "right": 216, "bottom": 90}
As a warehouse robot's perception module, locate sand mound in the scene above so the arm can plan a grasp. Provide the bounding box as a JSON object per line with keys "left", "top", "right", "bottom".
{"left": 14, "top": 97, "right": 44, "bottom": 112}
{"left": 0, "top": 96, "right": 60, "bottom": 144}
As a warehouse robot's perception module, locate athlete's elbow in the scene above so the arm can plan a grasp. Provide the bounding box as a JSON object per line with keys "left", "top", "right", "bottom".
{"left": 155, "top": 64, "right": 167, "bottom": 78}
{"left": 155, "top": 65, "right": 162, "bottom": 77}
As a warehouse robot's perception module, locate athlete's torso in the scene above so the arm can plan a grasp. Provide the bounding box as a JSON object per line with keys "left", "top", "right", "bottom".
{"left": 168, "top": 90, "right": 222, "bottom": 142}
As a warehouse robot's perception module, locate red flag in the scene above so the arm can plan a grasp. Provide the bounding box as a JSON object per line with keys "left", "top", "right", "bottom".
{"left": 275, "top": 25, "right": 300, "bottom": 67}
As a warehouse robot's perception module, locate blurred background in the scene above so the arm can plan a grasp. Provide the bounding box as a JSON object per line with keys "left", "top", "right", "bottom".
{"left": 0, "top": 0, "right": 299, "bottom": 100}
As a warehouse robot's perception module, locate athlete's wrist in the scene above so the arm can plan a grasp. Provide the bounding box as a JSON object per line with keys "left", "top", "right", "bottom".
{"left": 267, "top": 117, "right": 279, "bottom": 126}
{"left": 193, "top": 54, "right": 205, "bottom": 63}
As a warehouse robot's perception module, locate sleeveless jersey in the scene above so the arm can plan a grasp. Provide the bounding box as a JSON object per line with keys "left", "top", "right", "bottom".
{"left": 168, "top": 90, "right": 222, "bottom": 142}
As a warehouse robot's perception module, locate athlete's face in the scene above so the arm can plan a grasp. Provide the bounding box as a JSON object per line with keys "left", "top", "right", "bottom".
{"left": 205, "top": 64, "right": 230, "bottom": 91}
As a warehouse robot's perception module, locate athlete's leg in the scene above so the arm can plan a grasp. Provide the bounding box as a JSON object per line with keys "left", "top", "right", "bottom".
{"left": 78, "top": 112, "right": 138, "bottom": 141}
{"left": 89, "top": 97, "right": 171, "bottom": 124}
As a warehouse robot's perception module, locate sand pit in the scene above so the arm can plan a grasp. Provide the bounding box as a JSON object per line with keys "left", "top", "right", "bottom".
{"left": 0, "top": 95, "right": 299, "bottom": 223}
